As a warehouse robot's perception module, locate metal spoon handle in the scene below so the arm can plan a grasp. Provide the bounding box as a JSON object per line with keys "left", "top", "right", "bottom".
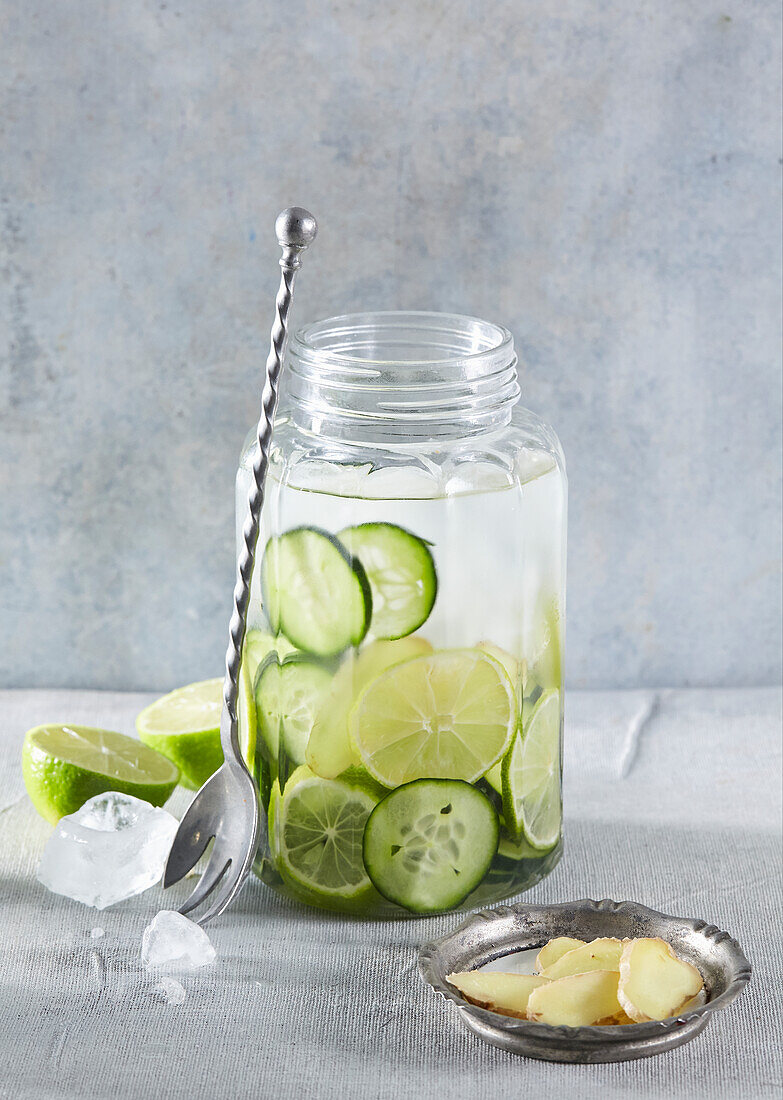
{"left": 220, "top": 207, "right": 318, "bottom": 757}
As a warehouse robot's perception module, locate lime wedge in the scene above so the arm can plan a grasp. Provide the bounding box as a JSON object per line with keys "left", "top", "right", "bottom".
{"left": 501, "top": 689, "right": 561, "bottom": 850}
{"left": 350, "top": 649, "right": 516, "bottom": 788}
{"left": 269, "top": 765, "right": 380, "bottom": 900}
{"left": 22, "top": 724, "right": 179, "bottom": 824}
{"left": 306, "top": 636, "right": 431, "bottom": 780}
{"left": 136, "top": 679, "right": 223, "bottom": 790}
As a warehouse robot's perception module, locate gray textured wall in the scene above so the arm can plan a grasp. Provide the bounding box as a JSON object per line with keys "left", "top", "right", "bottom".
{"left": 1, "top": 0, "right": 781, "bottom": 691}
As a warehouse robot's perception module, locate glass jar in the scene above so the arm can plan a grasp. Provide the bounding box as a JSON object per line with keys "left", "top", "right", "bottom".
{"left": 236, "top": 311, "right": 566, "bottom": 917}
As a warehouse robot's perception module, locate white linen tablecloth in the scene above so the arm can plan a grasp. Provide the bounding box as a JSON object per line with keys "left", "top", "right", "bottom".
{"left": 0, "top": 687, "right": 781, "bottom": 1100}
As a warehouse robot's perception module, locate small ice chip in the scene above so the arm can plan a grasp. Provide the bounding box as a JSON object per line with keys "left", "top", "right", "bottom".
{"left": 142, "top": 910, "right": 216, "bottom": 972}
{"left": 90, "top": 927, "right": 105, "bottom": 940}
{"left": 156, "top": 976, "right": 187, "bottom": 1005}
{"left": 37, "top": 792, "right": 178, "bottom": 910}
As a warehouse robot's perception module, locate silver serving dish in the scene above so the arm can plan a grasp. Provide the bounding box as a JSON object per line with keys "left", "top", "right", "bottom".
{"left": 418, "top": 898, "right": 751, "bottom": 1064}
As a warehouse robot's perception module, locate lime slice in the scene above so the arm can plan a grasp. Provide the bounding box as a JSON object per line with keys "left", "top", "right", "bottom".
{"left": 523, "top": 599, "right": 563, "bottom": 697}
{"left": 306, "top": 636, "right": 431, "bottom": 780}
{"left": 477, "top": 641, "right": 522, "bottom": 714}
{"left": 22, "top": 724, "right": 179, "bottom": 824}
{"left": 477, "top": 642, "right": 523, "bottom": 797}
{"left": 497, "top": 832, "right": 547, "bottom": 860}
{"left": 136, "top": 679, "right": 223, "bottom": 790}
{"left": 269, "top": 765, "right": 380, "bottom": 900}
{"left": 350, "top": 649, "right": 516, "bottom": 788}
{"left": 501, "top": 689, "right": 561, "bottom": 850}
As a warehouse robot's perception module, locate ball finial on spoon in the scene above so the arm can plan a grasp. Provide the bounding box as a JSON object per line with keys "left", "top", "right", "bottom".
{"left": 275, "top": 207, "right": 318, "bottom": 257}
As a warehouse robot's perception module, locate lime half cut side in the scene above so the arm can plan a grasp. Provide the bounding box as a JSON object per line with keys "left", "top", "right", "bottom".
{"left": 350, "top": 649, "right": 516, "bottom": 788}
{"left": 270, "top": 766, "right": 379, "bottom": 900}
{"left": 137, "top": 678, "right": 224, "bottom": 790}
{"left": 22, "top": 724, "right": 179, "bottom": 824}
{"left": 501, "top": 689, "right": 562, "bottom": 850}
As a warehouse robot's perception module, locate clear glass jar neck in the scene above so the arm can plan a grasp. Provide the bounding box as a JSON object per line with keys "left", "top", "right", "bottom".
{"left": 283, "top": 311, "right": 520, "bottom": 443}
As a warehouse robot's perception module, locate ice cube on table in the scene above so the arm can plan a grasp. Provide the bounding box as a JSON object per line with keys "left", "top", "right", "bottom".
{"left": 37, "top": 792, "right": 178, "bottom": 910}
{"left": 155, "top": 976, "right": 187, "bottom": 1005}
{"left": 142, "top": 910, "right": 216, "bottom": 972}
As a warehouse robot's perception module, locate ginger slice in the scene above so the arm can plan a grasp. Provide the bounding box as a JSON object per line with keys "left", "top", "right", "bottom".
{"left": 534, "top": 936, "right": 585, "bottom": 973}
{"left": 542, "top": 937, "right": 624, "bottom": 980}
{"left": 446, "top": 971, "right": 550, "bottom": 1019}
{"left": 526, "top": 970, "right": 622, "bottom": 1026}
{"left": 618, "top": 937, "right": 704, "bottom": 1022}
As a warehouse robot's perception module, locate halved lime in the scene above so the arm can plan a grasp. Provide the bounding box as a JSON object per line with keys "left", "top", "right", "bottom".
{"left": 22, "top": 724, "right": 179, "bottom": 824}
{"left": 306, "top": 636, "right": 432, "bottom": 780}
{"left": 350, "top": 649, "right": 516, "bottom": 788}
{"left": 501, "top": 689, "right": 561, "bottom": 850}
{"left": 269, "top": 765, "right": 380, "bottom": 900}
{"left": 136, "top": 679, "right": 223, "bottom": 790}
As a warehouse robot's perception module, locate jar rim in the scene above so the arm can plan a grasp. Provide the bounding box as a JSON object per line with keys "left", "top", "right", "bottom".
{"left": 284, "top": 310, "right": 520, "bottom": 443}
{"left": 289, "top": 310, "right": 515, "bottom": 372}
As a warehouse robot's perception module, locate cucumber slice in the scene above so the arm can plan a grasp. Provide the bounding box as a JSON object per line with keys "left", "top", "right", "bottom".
{"left": 261, "top": 527, "right": 372, "bottom": 657}
{"left": 254, "top": 653, "right": 333, "bottom": 770}
{"left": 362, "top": 779, "right": 499, "bottom": 913}
{"left": 338, "top": 523, "right": 437, "bottom": 639}
{"left": 244, "top": 628, "right": 298, "bottom": 682}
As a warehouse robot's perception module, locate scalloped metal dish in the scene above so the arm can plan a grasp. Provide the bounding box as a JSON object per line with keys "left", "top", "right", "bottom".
{"left": 418, "top": 898, "right": 751, "bottom": 1064}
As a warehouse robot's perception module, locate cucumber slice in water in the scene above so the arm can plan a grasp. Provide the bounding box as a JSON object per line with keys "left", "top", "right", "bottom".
{"left": 254, "top": 653, "right": 333, "bottom": 769}
{"left": 261, "top": 527, "right": 372, "bottom": 657}
{"left": 244, "top": 628, "right": 297, "bottom": 682}
{"left": 362, "top": 779, "right": 499, "bottom": 913}
{"left": 338, "top": 523, "right": 437, "bottom": 640}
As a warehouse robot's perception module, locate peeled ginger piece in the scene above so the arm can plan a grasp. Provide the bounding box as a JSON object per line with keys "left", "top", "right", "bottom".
{"left": 446, "top": 971, "right": 550, "bottom": 1019}
{"left": 542, "top": 937, "right": 624, "bottom": 980}
{"left": 527, "top": 970, "right": 622, "bottom": 1026}
{"left": 534, "top": 936, "right": 585, "bottom": 973}
{"left": 618, "top": 937, "right": 704, "bottom": 1022}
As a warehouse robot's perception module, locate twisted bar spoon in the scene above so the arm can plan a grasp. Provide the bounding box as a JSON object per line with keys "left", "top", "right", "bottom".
{"left": 163, "top": 207, "right": 318, "bottom": 924}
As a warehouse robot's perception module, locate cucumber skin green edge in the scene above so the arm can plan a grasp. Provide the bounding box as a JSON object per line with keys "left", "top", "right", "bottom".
{"left": 260, "top": 526, "right": 373, "bottom": 656}
{"left": 338, "top": 522, "right": 438, "bottom": 641}
{"left": 253, "top": 650, "right": 335, "bottom": 789}
{"left": 361, "top": 779, "right": 499, "bottom": 914}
